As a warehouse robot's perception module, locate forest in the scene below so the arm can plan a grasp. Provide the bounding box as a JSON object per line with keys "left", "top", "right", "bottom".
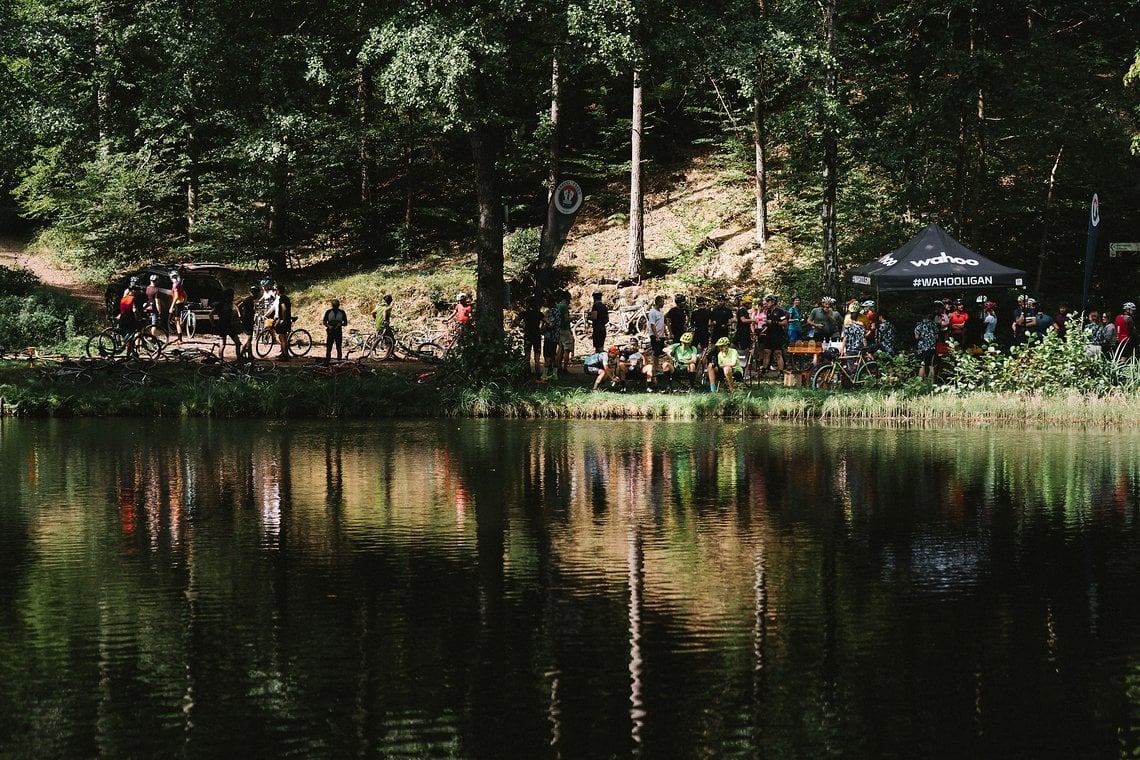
{"left": 2, "top": 0, "right": 1139, "bottom": 340}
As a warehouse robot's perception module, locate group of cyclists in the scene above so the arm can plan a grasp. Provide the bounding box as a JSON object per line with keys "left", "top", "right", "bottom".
{"left": 113, "top": 273, "right": 297, "bottom": 360}
{"left": 577, "top": 291, "right": 827, "bottom": 393}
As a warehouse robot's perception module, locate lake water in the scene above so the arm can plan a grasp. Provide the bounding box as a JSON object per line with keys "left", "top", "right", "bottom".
{"left": 1, "top": 418, "right": 1139, "bottom": 758}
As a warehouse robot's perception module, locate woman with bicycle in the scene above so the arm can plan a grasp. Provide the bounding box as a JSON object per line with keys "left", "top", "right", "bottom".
{"left": 169, "top": 269, "right": 188, "bottom": 343}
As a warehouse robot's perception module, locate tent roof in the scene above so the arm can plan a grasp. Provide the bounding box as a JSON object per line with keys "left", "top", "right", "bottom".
{"left": 846, "top": 224, "right": 1026, "bottom": 292}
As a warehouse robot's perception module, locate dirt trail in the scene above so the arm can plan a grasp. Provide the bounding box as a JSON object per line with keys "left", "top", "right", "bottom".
{"left": 0, "top": 237, "right": 103, "bottom": 308}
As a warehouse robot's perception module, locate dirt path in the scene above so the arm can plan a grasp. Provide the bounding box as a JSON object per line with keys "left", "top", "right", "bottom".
{"left": 0, "top": 237, "right": 103, "bottom": 308}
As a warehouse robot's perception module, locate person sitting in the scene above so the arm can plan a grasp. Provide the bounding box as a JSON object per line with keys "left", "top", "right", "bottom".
{"left": 665, "top": 332, "right": 700, "bottom": 390}
{"left": 617, "top": 338, "right": 647, "bottom": 391}
{"left": 706, "top": 336, "right": 741, "bottom": 392}
{"left": 593, "top": 345, "right": 622, "bottom": 391}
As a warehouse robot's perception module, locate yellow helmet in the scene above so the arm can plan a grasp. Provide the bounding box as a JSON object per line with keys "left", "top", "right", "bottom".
{"left": 680, "top": 332, "right": 694, "bottom": 344}
{"left": 715, "top": 336, "right": 730, "bottom": 347}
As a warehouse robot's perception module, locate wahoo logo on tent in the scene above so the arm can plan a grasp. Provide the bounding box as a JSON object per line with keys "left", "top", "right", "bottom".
{"left": 844, "top": 224, "right": 1026, "bottom": 292}
{"left": 910, "top": 251, "right": 980, "bottom": 267}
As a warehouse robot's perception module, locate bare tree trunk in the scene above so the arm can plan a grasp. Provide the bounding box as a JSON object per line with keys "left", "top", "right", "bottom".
{"left": 94, "top": 2, "right": 111, "bottom": 156}
{"left": 539, "top": 53, "right": 563, "bottom": 278}
{"left": 267, "top": 144, "right": 289, "bottom": 276}
{"left": 186, "top": 126, "right": 199, "bottom": 242}
{"left": 753, "top": 72, "right": 769, "bottom": 249}
{"left": 471, "top": 127, "right": 506, "bottom": 342}
{"left": 1035, "top": 146, "right": 1064, "bottom": 292}
{"left": 820, "top": 0, "right": 839, "bottom": 297}
{"left": 357, "top": 61, "right": 373, "bottom": 209}
{"left": 627, "top": 67, "right": 645, "bottom": 280}
{"left": 968, "top": 8, "right": 986, "bottom": 246}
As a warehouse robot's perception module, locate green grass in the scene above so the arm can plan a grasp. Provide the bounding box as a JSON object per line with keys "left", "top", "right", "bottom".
{"left": 5, "top": 359, "right": 1140, "bottom": 424}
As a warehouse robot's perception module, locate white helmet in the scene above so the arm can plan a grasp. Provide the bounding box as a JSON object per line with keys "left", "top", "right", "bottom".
{"left": 1124, "top": 302, "right": 1136, "bottom": 311}
{"left": 456, "top": 292, "right": 468, "bottom": 302}
{"left": 861, "top": 300, "right": 874, "bottom": 308}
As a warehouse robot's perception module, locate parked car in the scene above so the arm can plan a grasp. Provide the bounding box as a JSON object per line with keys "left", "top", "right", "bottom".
{"left": 103, "top": 263, "right": 241, "bottom": 334}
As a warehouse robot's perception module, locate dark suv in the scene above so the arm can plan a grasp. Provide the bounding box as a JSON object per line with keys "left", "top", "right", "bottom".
{"left": 104, "top": 263, "right": 239, "bottom": 333}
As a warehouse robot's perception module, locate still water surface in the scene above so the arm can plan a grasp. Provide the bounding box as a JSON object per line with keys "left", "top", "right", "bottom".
{"left": 2, "top": 419, "right": 1140, "bottom": 758}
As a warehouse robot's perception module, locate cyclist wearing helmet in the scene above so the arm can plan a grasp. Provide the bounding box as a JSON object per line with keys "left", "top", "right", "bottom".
{"left": 238, "top": 285, "right": 261, "bottom": 358}
{"left": 272, "top": 285, "right": 293, "bottom": 360}
{"left": 1116, "top": 302, "right": 1136, "bottom": 358}
{"left": 665, "top": 294, "right": 688, "bottom": 342}
{"left": 169, "top": 270, "right": 189, "bottom": 343}
{"left": 948, "top": 299, "right": 969, "bottom": 343}
{"left": 706, "top": 336, "right": 740, "bottom": 393}
{"left": 455, "top": 292, "right": 473, "bottom": 326}
{"left": 982, "top": 302, "right": 997, "bottom": 343}
{"left": 665, "top": 331, "right": 700, "bottom": 390}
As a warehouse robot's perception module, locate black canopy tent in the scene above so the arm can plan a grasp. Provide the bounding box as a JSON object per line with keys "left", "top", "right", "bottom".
{"left": 846, "top": 224, "right": 1026, "bottom": 294}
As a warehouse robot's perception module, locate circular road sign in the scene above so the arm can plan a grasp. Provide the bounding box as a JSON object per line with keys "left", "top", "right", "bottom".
{"left": 553, "top": 180, "right": 583, "bottom": 215}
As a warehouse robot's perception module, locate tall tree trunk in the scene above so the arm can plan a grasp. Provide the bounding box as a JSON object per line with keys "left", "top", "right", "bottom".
{"left": 357, "top": 60, "right": 374, "bottom": 209}
{"left": 1035, "top": 146, "right": 1064, "bottom": 292}
{"left": 627, "top": 67, "right": 645, "bottom": 280}
{"left": 968, "top": 8, "right": 986, "bottom": 246}
{"left": 753, "top": 64, "right": 769, "bottom": 249}
{"left": 539, "top": 53, "right": 563, "bottom": 281}
{"left": 820, "top": 0, "right": 839, "bottom": 297}
{"left": 404, "top": 114, "right": 414, "bottom": 232}
{"left": 471, "top": 127, "right": 505, "bottom": 342}
{"left": 267, "top": 149, "right": 289, "bottom": 276}
{"left": 93, "top": 2, "right": 111, "bottom": 156}
{"left": 186, "top": 125, "right": 199, "bottom": 243}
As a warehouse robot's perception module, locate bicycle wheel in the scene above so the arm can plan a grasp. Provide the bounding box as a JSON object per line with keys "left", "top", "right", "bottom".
{"left": 344, "top": 332, "right": 367, "bottom": 356}
{"left": 87, "top": 329, "right": 122, "bottom": 358}
{"left": 370, "top": 334, "right": 395, "bottom": 361}
{"left": 417, "top": 341, "right": 445, "bottom": 363}
{"left": 135, "top": 333, "right": 166, "bottom": 360}
{"left": 811, "top": 362, "right": 843, "bottom": 391}
{"left": 183, "top": 310, "right": 197, "bottom": 339}
{"left": 854, "top": 361, "right": 881, "bottom": 386}
{"left": 254, "top": 329, "right": 276, "bottom": 358}
{"left": 288, "top": 328, "right": 313, "bottom": 357}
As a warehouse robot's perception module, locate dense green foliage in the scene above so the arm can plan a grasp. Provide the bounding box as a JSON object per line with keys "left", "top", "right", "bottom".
{"left": 0, "top": 266, "right": 95, "bottom": 349}
{"left": 1, "top": 0, "right": 1138, "bottom": 304}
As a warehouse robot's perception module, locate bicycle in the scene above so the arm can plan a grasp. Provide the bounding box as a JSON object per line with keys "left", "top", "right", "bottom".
{"left": 86, "top": 325, "right": 166, "bottom": 360}
{"left": 300, "top": 359, "right": 375, "bottom": 378}
{"left": 810, "top": 351, "right": 880, "bottom": 390}
{"left": 253, "top": 316, "right": 313, "bottom": 359}
{"left": 345, "top": 328, "right": 396, "bottom": 360}
{"left": 168, "top": 301, "right": 197, "bottom": 340}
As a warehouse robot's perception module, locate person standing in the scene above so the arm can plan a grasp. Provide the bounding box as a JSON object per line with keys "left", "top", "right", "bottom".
{"left": 455, "top": 292, "right": 473, "bottom": 328}
{"left": 758, "top": 294, "right": 788, "bottom": 376}
{"left": 213, "top": 288, "right": 242, "bottom": 359}
{"left": 948, "top": 299, "right": 969, "bottom": 344}
{"left": 734, "top": 295, "right": 754, "bottom": 377}
{"left": 372, "top": 294, "right": 394, "bottom": 339}
{"left": 238, "top": 285, "right": 260, "bottom": 359}
{"left": 647, "top": 295, "right": 667, "bottom": 388}
{"left": 322, "top": 298, "right": 349, "bottom": 362}
{"left": 1116, "top": 302, "right": 1136, "bottom": 359}
{"left": 587, "top": 291, "right": 609, "bottom": 354}
{"left": 982, "top": 302, "right": 998, "bottom": 344}
{"left": 710, "top": 294, "right": 734, "bottom": 345}
{"left": 169, "top": 270, "right": 188, "bottom": 343}
{"left": 541, "top": 293, "right": 561, "bottom": 380}
{"left": 273, "top": 285, "right": 293, "bottom": 360}
{"left": 664, "top": 294, "right": 688, "bottom": 342}
{"left": 915, "top": 304, "right": 940, "bottom": 381}
{"left": 787, "top": 296, "right": 804, "bottom": 343}
{"left": 144, "top": 274, "right": 163, "bottom": 337}
{"left": 557, "top": 290, "right": 574, "bottom": 373}
{"left": 515, "top": 296, "right": 544, "bottom": 378}
{"left": 690, "top": 297, "right": 712, "bottom": 351}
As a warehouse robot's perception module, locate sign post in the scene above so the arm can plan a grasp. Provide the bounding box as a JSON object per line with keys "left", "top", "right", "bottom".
{"left": 536, "top": 179, "right": 584, "bottom": 294}
{"left": 1081, "top": 193, "right": 1100, "bottom": 316}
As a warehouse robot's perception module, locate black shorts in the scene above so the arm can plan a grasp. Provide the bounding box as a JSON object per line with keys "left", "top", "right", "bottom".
{"left": 650, "top": 336, "right": 665, "bottom": 356}
{"left": 919, "top": 348, "right": 936, "bottom": 367}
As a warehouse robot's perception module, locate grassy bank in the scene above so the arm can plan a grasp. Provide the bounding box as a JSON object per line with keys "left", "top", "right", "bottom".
{"left": 3, "top": 361, "right": 1140, "bottom": 424}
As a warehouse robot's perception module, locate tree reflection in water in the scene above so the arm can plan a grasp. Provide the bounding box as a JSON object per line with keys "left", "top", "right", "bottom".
{"left": 1, "top": 420, "right": 1140, "bottom": 757}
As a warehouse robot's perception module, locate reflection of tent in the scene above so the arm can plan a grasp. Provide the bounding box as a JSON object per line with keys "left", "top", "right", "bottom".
{"left": 846, "top": 224, "right": 1026, "bottom": 292}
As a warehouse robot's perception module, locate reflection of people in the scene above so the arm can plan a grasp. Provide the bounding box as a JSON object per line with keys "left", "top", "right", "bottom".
{"left": 323, "top": 298, "right": 348, "bottom": 361}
